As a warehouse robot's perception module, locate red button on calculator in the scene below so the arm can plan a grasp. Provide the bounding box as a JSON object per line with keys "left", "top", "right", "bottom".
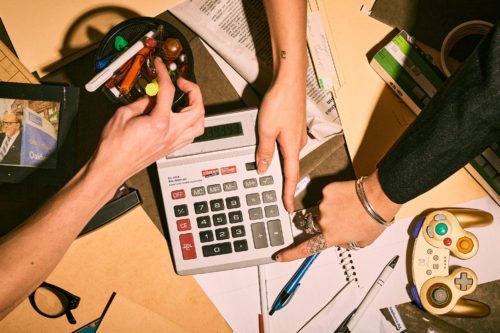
{"left": 171, "top": 190, "right": 185, "bottom": 199}
{"left": 177, "top": 219, "right": 191, "bottom": 231}
{"left": 179, "top": 233, "right": 197, "bottom": 260}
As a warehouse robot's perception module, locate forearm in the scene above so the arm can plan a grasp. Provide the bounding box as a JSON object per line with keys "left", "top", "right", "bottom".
{"left": 378, "top": 23, "right": 500, "bottom": 204}
{"left": 0, "top": 58, "right": 204, "bottom": 319}
{"left": 263, "top": 0, "right": 307, "bottom": 83}
{"left": 0, "top": 161, "right": 121, "bottom": 319}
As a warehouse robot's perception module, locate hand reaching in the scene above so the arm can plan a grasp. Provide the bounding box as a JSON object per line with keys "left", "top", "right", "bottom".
{"left": 275, "top": 171, "right": 401, "bottom": 262}
{"left": 256, "top": 82, "right": 307, "bottom": 212}
{"left": 90, "top": 57, "right": 205, "bottom": 186}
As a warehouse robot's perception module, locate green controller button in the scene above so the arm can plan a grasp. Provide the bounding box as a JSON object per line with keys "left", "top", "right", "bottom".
{"left": 435, "top": 222, "right": 448, "bottom": 235}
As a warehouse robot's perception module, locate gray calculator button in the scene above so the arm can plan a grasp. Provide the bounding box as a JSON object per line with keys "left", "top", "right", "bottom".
{"left": 245, "top": 162, "right": 257, "bottom": 171}
{"left": 194, "top": 201, "right": 209, "bottom": 214}
{"left": 267, "top": 220, "right": 284, "bottom": 246}
{"left": 202, "top": 243, "right": 232, "bottom": 257}
{"left": 191, "top": 186, "right": 206, "bottom": 196}
{"left": 259, "top": 176, "right": 274, "bottom": 186}
{"left": 234, "top": 240, "right": 248, "bottom": 252}
{"left": 196, "top": 216, "right": 211, "bottom": 228}
{"left": 231, "top": 225, "right": 246, "bottom": 238}
{"left": 174, "top": 204, "right": 188, "bottom": 217}
{"left": 199, "top": 230, "right": 214, "bottom": 243}
{"left": 262, "top": 190, "right": 277, "bottom": 203}
{"left": 243, "top": 178, "right": 258, "bottom": 188}
{"left": 215, "top": 227, "right": 230, "bottom": 240}
{"left": 246, "top": 193, "right": 261, "bottom": 206}
{"left": 212, "top": 213, "right": 227, "bottom": 226}
{"left": 251, "top": 222, "right": 268, "bottom": 249}
{"left": 223, "top": 181, "right": 238, "bottom": 191}
{"left": 248, "top": 207, "right": 263, "bottom": 220}
{"left": 210, "top": 199, "right": 225, "bottom": 211}
{"left": 264, "top": 205, "right": 279, "bottom": 218}
{"left": 226, "top": 196, "right": 241, "bottom": 209}
{"left": 207, "top": 184, "right": 222, "bottom": 194}
{"left": 229, "top": 211, "right": 243, "bottom": 223}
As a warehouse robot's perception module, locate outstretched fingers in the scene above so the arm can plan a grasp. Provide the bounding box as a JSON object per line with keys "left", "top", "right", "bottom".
{"left": 275, "top": 234, "right": 328, "bottom": 262}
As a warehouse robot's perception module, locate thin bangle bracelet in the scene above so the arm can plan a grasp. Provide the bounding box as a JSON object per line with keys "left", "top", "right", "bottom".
{"left": 355, "top": 176, "right": 394, "bottom": 227}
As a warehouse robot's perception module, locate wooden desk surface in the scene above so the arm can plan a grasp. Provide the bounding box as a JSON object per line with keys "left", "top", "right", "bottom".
{"left": 1, "top": 3, "right": 499, "bottom": 332}
{"left": 0, "top": 206, "right": 231, "bottom": 332}
{"left": 319, "top": 0, "right": 487, "bottom": 220}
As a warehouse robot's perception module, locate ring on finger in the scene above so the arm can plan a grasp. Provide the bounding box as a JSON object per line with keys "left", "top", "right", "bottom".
{"left": 347, "top": 241, "right": 363, "bottom": 251}
{"left": 300, "top": 212, "right": 321, "bottom": 234}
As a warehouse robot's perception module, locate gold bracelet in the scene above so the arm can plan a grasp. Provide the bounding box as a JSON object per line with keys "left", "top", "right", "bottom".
{"left": 355, "top": 176, "right": 394, "bottom": 227}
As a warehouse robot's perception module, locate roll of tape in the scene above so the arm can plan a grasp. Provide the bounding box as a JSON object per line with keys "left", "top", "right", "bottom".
{"left": 440, "top": 20, "right": 493, "bottom": 77}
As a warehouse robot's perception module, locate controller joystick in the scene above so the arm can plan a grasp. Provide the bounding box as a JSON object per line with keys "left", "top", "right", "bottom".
{"left": 411, "top": 208, "right": 492, "bottom": 317}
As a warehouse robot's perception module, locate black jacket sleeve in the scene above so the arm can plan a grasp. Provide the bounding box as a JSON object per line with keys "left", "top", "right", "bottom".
{"left": 378, "top": 22, "right": 500, "bottom": 204}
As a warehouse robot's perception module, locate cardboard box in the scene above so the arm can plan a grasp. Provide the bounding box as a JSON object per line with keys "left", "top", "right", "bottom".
{"left": 370, "top": 31, "right": 446, "bottom": 114}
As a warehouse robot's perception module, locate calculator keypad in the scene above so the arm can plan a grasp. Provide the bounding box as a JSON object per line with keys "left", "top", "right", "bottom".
{"left": 158, "top": 109, "right": 296, "bottom": 275}
{"left": 171, "top": 172, "right": 286, "bottom": 261}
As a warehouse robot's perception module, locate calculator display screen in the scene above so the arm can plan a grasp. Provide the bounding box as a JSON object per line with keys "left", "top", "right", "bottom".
{"left": 193, "top": 122, "right": 244, "bottom": 143}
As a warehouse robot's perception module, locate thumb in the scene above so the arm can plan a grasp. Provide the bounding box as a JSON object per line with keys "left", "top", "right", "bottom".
{"left": 275, "top": 234, "right": 328, "bottom": 262}
{"left": 256, "top": 134, "right": 276, "bottom": 174}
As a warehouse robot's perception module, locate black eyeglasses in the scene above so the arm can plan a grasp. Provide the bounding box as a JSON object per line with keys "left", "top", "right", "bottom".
{"left": 29, "top": 282, "right": 80, "bottom": 324}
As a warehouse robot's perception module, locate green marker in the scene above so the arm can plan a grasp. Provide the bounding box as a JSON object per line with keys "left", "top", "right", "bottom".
{"left": 114, "top": 36, "right": 128, "bottom": 51}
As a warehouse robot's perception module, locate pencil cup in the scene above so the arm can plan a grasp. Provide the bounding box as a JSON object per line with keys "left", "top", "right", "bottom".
{"left": 94, "top": 16, "right": 195, "bottom": 109}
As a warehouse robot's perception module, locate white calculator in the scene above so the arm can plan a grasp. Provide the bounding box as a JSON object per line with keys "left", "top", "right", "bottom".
{"left": 156, "top": 108, "right": 293, "bottom": 275}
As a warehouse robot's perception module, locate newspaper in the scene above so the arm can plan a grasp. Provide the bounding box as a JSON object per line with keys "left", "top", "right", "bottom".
{"left": 169, "top": 0, "right": 342, "bottom": 139}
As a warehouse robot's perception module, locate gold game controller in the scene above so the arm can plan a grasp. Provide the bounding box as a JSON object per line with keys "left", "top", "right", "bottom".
{"left": 411, "top": 208, "right": 493, "bottom": 317}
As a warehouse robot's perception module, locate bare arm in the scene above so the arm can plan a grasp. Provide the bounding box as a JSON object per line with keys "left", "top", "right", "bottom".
{"left": 259, "top": 0, "right": 308, "bottom": 212}
{"left": 0, "top": 58, "right": 204, "bottom": 318}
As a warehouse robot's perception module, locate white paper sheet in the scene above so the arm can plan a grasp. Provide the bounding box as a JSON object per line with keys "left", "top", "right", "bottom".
{"left": 195, "top": 196, "right": 500, "bottom": 332}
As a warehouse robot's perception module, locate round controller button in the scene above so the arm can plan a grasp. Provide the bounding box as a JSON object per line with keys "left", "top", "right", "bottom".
{"left": 426, "top": 226, "right": 435, "bottom": 238}
{"left": 457, "top": 237, "right": 474, "bottom": 254}
{"left": 435, "top": 222, "right": 448, "bottom": 235}
{"left": 443, "top": 237, "right": 452, "bottom": 246}
{"left": 431, "top": 286, "right": 450, "bottom": 305}
{"left": 433, "top": 214, "right": 447, "bottom": 221}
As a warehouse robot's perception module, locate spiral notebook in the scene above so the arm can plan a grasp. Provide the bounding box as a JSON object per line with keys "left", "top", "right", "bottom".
{"left": 262, "top": 208, "right": 370, "bottom": 332}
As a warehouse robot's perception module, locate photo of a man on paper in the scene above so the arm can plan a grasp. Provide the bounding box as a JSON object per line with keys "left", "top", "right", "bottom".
{"left": 0, "top": 98, "right": 59, "bottom": 168}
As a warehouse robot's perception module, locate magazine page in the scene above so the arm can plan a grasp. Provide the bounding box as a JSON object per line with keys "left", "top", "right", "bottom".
{"left": 170, "top": 0, "right": 342, "bottom": 139}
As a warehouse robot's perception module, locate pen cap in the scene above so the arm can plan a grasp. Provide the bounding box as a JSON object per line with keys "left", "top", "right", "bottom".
{"left": 94, "top": 16, "right": 195, "bottom": 110}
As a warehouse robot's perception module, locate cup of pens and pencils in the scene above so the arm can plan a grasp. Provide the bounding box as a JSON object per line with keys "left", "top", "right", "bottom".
{"left": 86, "top": 17, "right": 195, "bottom": 109}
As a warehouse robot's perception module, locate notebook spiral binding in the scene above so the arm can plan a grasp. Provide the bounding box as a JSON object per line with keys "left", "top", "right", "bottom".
{"left": 337, "top": 247, "right": 359, "bottom": 286}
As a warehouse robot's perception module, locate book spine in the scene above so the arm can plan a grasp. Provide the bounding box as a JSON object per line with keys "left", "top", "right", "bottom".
{"left": 370, "top": 31, "right": 446, "bottom": 116}
{"left": 370, "top": 59, "right": 421, "bottom": 115}
{"left": 465, "top": 144, "right": 500, "bottom": 206}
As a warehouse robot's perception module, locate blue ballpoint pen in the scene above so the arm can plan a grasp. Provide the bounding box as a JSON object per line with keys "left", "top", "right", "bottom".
{"left": 269, "top": 252, "right": 320, "bottom": 315}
